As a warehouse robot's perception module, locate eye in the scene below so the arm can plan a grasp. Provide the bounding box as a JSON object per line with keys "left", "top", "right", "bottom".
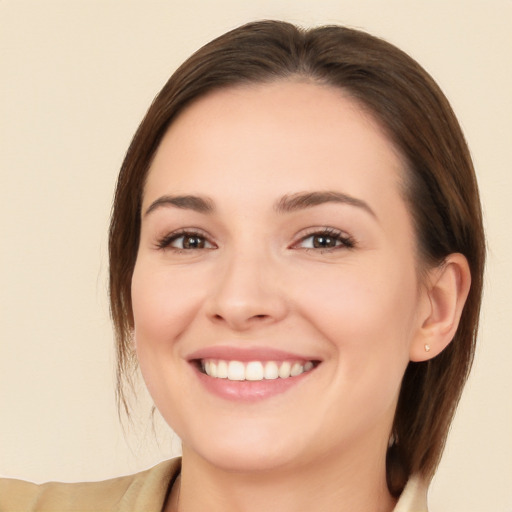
{"left": 295, "top": 228, "right": 355, "bottom": 251}
{"left": 157, "top": 230, "right": 215, "bottom": 251}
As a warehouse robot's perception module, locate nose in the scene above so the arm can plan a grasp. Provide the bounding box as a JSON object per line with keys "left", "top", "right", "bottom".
{"left": 206, "top": 249, "right": 288, "bottom": 331}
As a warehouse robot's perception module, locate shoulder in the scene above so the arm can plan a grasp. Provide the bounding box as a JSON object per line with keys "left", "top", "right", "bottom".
{"left": 0, "top": 458, "right": 181, "bottom": 512}
{"left": 393, "top": 474, "right": 429, "bottom": 512}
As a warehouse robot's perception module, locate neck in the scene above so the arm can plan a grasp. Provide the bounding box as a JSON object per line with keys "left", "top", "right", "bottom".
{"left": 167, "top": 443, "right": 396, "bottom": 512}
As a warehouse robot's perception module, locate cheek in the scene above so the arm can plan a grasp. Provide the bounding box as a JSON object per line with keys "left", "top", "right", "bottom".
{"left": 304, "top": 267, "right": 418, "bottom": 434}
{"left": 130, "top": 260, "right": 206, "bottom": 428}
{"left": 130, "top": 260, "right": 208, "bottom": 404}
{"left": 299, "top": 262, "right": 417, "bottom": 340}
{"left": 294, "top": 259, "right": 419, "bottom": 393}
{"left": 131, "top": 260, "right": 204, "bottom": 347}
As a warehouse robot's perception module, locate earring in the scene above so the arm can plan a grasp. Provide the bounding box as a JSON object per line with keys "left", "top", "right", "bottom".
{"left": 424, "top": 344, "right": 431, "bottom": 352}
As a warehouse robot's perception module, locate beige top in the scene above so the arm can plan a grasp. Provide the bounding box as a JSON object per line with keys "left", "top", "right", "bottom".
{"left": 0, "top": 458, "right": 428, "bottom": 511}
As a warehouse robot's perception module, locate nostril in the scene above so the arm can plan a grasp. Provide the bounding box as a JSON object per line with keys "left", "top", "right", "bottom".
{"left": 207, "top": 294, "right": 287, "bottom": 329}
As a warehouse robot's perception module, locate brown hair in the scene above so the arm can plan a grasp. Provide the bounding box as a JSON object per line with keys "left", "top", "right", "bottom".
{"left": 109, "top": 20, "right": 485, "bottom": 495}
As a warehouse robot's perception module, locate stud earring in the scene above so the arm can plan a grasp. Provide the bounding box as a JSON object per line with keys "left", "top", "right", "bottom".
{"left": 424, "top": 344, "right": 431, "bottom": 352}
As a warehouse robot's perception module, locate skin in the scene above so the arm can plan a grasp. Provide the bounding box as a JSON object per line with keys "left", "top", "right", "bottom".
{"left": 131, "top": 81, "right": 468, "bottom": 512}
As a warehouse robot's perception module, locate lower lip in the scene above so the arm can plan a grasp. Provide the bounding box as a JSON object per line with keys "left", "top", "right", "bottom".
{"left": 192, "top": 364, "right": 315, "bottom": 402}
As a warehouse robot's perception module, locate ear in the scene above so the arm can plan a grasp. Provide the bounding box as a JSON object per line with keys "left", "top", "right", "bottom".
{"left": 410, "top": 253, "right": 471, "bottom": 362}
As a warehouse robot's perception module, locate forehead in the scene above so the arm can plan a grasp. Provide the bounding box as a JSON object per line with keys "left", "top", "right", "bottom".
{"left": 143, "top": 80, "right": 405, "bottom": 212}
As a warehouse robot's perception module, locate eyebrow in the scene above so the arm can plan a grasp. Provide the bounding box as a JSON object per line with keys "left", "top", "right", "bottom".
{"left": 274, "top": 191, "right": 376, "bottom": 218}
{"left": 144, "top": 190, "right": 376, "bottom": 219}
{"left": 144, "top": 194, "right": 215, "bottom": 216}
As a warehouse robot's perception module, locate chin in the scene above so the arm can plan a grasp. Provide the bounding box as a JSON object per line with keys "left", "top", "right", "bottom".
{"left": 182, "top": 422, "right": 306, "bottom": 474}
{"left": 200, "top": 446, "right": 298, "bottom": 474}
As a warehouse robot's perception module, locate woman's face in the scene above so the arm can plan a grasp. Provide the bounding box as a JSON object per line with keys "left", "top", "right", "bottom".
{"left": 132, "top": 81, "right": 428, "bottom": 473}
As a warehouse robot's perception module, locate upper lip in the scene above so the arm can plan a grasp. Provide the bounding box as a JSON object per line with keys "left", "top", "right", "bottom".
{"left": 186, "top": 346, "right": 320, "bottom": 363}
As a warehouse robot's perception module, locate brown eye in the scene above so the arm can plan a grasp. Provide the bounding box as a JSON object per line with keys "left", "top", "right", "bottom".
{"left": 156, "top": 230, "right": 215, "bottom": 251}
{"left": 312, "top": 235, "right": 338, "bottom": 248}
{"left": 171, "top": 234, "right": 212, "bottom": 249}
{"left": 181, "top": 235, "right": 206, "bottom": 249}
{"left": 296, "top": 229, "right": 355, "bottom": 251}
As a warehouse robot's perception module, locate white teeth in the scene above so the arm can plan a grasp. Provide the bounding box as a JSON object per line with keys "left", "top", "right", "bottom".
{"left": 245, "top": 361, "right": 264, "bottom": 381}
{"left": 290, "top": 362, "right": 304, "bottom": 377}
{"left": 227, "top": 361, "right": 245, "bottom": 381}
{"left": 264, "top": 361, "right": 279, "bottom": 380}
{"left": 278, "top": 361, "right": 291, "bottom": 379}
{"left": 217, "top": 360, "right": 228, "bottom": 378}
{"left": 202, "top": 359, "right": 315, "bottom": 381}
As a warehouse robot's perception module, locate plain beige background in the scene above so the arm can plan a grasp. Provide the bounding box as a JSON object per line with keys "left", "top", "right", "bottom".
{"left": 1, "top": 1, "right": 511, "bottom": 511}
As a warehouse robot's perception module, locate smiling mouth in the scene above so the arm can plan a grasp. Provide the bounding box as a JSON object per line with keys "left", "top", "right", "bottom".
{"left": 198, "top": 359, "right": 318, "bottom": 381}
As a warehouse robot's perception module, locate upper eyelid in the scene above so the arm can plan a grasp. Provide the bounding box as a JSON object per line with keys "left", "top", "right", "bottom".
{"left": 291, "top": 227, "right": 356, "bottom": 248}
{"left": 154, "top": 226, "right": 355, "bottom": 248}
{"left": 162, "top": 227, "right": 211, "bottom": 239}
{"left": 156, "top": 228, "right": 216, "bottom": 249}
{"left": 293, "top": 226, "right": 352, "bottom": 240}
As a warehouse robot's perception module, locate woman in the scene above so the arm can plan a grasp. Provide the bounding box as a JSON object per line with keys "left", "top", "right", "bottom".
{"left": 0, "top": 20, "right": 484, "bottom": 512}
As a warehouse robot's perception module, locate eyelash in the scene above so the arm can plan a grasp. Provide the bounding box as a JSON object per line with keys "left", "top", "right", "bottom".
{"left": 156, "top": 229, "right": 215, "bottom": 252}
{"left": 155, "top": 227, "right": 356, "bottom": 253}
{"left": 293, "top": 227, "right": 355, "bottom": 252}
